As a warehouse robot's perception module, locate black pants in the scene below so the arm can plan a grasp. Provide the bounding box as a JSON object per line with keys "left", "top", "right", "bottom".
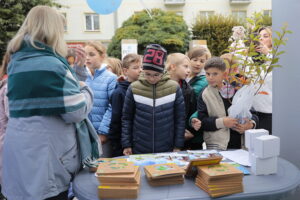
{"left": 44, "top": 190, "right": 68, "bottom": 200}
{"left": 256, "top": 112, "right": 272, "bottom": 135}
{"left": 0, "top": 185, "right": 6, "bottom": 200}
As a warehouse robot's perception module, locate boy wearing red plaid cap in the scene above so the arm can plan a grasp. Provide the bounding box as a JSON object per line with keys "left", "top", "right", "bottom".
{"left": 121, "top": 44, "right": 185, "bottom": 155}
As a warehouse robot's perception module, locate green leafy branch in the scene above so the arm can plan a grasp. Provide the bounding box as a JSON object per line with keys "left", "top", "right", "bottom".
{"left": 225, "top": 12, "right": 292, "bottom": 95}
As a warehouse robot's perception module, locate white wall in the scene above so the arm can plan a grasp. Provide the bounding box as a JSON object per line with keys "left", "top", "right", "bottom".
{"left": 273, "top": 0, "right": 300, "bottom": 170}
{"left": 57, "top": 0, "right": 115, "bottom": 43}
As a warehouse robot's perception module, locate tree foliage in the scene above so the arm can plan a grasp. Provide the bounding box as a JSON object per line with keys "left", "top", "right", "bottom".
{"left": 192, "top": 14, "right": 243, "bottom": 56}
{"left": 0, "top": 0, "right": 61, "bottom": 58}
{"left": 225, "top": 12, "right": 291, "bottom": 94}
{"left": 107, "top": 9, "right": 191, "bottom": 58}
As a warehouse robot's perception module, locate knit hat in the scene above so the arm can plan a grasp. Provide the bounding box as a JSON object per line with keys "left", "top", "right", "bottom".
{"left": 142, "top": 44, "right": 167, "bottom": 73}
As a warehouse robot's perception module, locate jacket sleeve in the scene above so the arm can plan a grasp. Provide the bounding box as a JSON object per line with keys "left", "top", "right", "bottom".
{"left": 174, "top": 86, "right": 186, "bottom": 149}
{"left": 186, "top": 89, "right": 197, "bottom": 130}
{"left": 99, "top": 76, "right": 117, "bottom": 135}
{"left": 73, "top": 65, "right": 89, "bottom": 81}
{"left": 189, "top": 111, "right": 198, "bottom": 128}
{"left": 108, "top": 89, "right": 124, "bottom": 141}
{"left": 250, "top": 109, "right": 259, "bottom": 128}
{"left": 197, "top": 90, "right": 219, "bottom": 131}
{"left": 61, "top": 85, "right": 94, "bottom": 123}
{"left": 121, "top": 87, "right": 135, "bottom": 149}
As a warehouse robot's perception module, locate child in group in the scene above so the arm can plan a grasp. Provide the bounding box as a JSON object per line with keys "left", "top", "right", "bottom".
{"left": 108, "top": 54, "right": 142, "bottom": 157}
{"left": 187, "top": 46, "right": 211, "bottom": 99}
{"left": 122, "top": 44, "right": 185, "bottom": 155}
{"left": 85, "top": 41, "right": 117, "bottom": 157}
{"left": 194, "top": 57, "right": 257, "bottom": 150}
{"left": 106, "top": 57, "right": 124, "bottom": 77}
{"left": 166, "top": 53, "right": 197, "bottom": 149}
{"left": 186, "top": 47, "right": 211, "bottom": 149}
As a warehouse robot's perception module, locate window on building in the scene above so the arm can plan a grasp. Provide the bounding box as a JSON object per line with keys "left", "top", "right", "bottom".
{"left": 134, "top": 11, "right": 142, "bottom": 15}
{"left": 169, "top": 10, "right": 183, "bottom": 16}
{"left": 200, "top": 11, "right": 214, "bottom": 19}
{"left": 61, "top": 13, "right": 67, "bottom": 32}
{"left": 232, "top": 10, "right": 247, "bottom": 22}
{"left": 85, "top": 13, "right": 100, "bottom": 31}
{"left": 263, "top": 10, "right": 272, "bottom": 17}
{"left": 175, "top": 11, "right": 183, "bottom": 16}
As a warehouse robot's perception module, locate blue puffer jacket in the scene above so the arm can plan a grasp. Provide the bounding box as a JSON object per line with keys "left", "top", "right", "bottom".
{"left": 121, "top": 73, "right": 185, "bottom": 154}
{"left": 86, "top": 66, "right": 117, "bottom": 135}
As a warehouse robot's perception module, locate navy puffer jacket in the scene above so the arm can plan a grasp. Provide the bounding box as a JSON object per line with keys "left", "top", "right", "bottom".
{"left": 121, "top": 73, "right": 185, "bottom": 154}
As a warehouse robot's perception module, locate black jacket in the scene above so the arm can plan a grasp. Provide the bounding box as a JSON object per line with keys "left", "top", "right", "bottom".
{"left": 121, "top": 73, "right": 185, "bottom": 154}
{"left": 108, "top": 79, "right": 130, "bottom": 156}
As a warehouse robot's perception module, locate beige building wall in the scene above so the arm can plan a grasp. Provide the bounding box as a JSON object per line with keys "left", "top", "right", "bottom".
{"left": 56, "top": 0, "right": 271, "bottom": 45}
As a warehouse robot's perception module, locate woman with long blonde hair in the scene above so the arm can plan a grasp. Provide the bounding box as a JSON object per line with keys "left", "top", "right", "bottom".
{"left": 2, "top": 6, "right": 100, "bottom": 200}
{"left": 253, "top": 26, "right": 273, "bottom": 134}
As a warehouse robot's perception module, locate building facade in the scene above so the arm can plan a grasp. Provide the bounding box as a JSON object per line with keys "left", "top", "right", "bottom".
{"left": 56, "top": 0, "right": 271, "bottom": 46}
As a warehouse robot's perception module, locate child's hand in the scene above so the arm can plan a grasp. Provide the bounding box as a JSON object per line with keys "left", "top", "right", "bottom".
{"left": 123, "top": 147, "right": 132, "bottom": 156}
{"left": 184, "top": 129, "right": 194, "bottom": 140}
{"left": 191, "top": 118, "right": 202, "bottom": 131}
{"left": 223, "top": 117, "right": 238, "bottom": 128}
{"left": 79, "top": 81, "right": 86, "bottom": 87}
{"left": 173, "top": 148, "right": 181, "bottom": 152}
{"left": 235, "top": 119, "right": 254, "bottom": 134}
{"left": 98, "top": 134, "right": 107, "bottom": 144}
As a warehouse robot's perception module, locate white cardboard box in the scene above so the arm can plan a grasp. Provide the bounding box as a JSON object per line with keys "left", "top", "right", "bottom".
{"left": 249, "top": 153, "right": 278, "bottom": 175}
{"left": 253, "top": 135, "right": 280, "bottom": 159}
{"left": 245, "top": 129, "right": 269, "bottom": 151}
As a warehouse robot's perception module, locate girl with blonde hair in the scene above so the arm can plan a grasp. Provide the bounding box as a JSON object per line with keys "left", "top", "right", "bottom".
{"left": 106, "top": 57, "right": 124, "bottom": 77}
{"left": 3, "top": 6, "right": 100, "bottom": 200}
{"left": 84, "top": 41, "right": 117, "bottom": 157}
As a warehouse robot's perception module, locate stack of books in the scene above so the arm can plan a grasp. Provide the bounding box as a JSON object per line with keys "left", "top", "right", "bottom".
{"left": 96, "top": 159, "right": 141, "bottom": 199}
{"left": 144, "top": 163, "right": 186, "bottom": 186}
{"left": 195, "top": 163, "right": 244, "bottom": 198}
{"left": 185, "top": 153, "right": 223, "bottom": 177}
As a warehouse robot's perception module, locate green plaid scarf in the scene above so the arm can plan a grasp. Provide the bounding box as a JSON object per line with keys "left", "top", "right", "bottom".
{"left": 7, "top": 39, "right": 101, "bottom": 167}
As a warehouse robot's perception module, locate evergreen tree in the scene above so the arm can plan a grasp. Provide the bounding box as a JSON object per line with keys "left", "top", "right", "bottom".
{"left": 0, "top": 0, "right": 61, "bottom": 58}
{"left": 108, "top": 9, "right": 191, "bottom": 58}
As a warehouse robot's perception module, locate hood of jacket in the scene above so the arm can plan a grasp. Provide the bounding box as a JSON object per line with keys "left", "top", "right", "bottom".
{"left": 138, "top": 72, "right": 171, "bottom": 87}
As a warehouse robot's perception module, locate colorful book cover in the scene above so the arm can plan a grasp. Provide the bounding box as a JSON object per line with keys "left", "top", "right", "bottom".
{"left": 144, "top": 163, "right": 185, "bottom": 179}
{"left": 127, "top": 153, "right": 189, "bottom": 166}
{"left": 97, "top": 160, "right": 135, "bottom": 175}
{"left": 89, "top": 158, "right": 128, "bottom": 172}
{"left": 222, "top": 162, "right": 251, "bottom": 175}
{"left": 185, "top": 154, "right": 223, "bottom": 177}
{"left": 127, "top": 154, "right": 158, "bottom": 166}
{"left": 197, "top": 163, "right": 243, "bottom": 179}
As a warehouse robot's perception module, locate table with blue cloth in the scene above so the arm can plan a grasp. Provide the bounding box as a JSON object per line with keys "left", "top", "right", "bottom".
{"left": 73, "top": 155, "right": 300, "bottom": 200}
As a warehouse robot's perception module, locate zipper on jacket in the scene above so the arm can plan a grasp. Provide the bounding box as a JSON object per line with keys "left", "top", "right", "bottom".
{"left": 152, "top": 84, "right": 156, "bottom": 153}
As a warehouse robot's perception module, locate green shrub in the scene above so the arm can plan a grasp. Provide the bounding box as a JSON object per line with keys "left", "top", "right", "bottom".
{"left": 0, "top": 0, "right": 61, "bottom": 58}
{"left": 192, "top": 14, "right": 244, "bottom": 56}
{"left": 107, "top": 9, "right": 191, "bottom": 58}
{"left": 262, "top": 15, "right": 272, "bottom": 27}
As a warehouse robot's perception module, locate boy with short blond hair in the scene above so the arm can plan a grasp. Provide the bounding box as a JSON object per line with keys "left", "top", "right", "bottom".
{"left": 122, "top": 44, "right": 185, "bottom": 155}
{"left": 166, "top": 53, "right": 197, "bottom": 149}
{"left": 108, "top": 53, "right": 142, "bottom": 157}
